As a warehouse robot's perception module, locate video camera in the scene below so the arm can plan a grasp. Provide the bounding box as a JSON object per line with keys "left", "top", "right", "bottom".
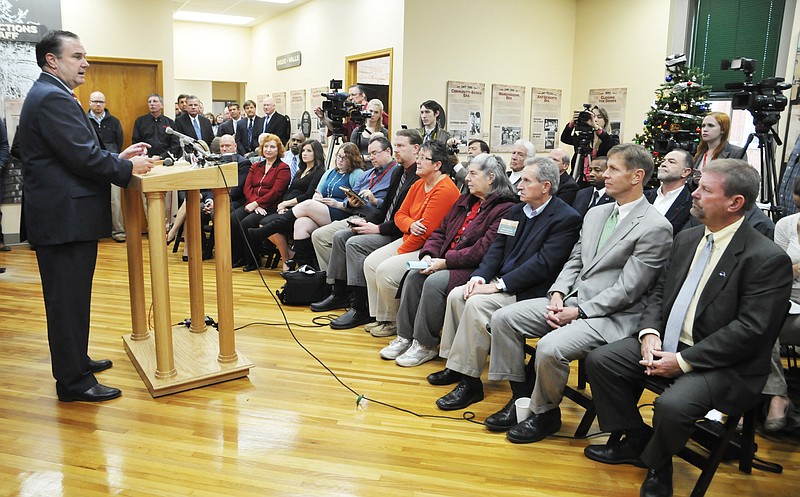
{"left": 721, "top": 57, "right": 791, "bottom": 129}
{"left": 653, "top": 130, "right": 698, "bottom": 156}
{"left": 320, "top": 79, "right": 368, "bottom": 135}
{"left": 573, "top": 103, "right": 596, "bottom": 152}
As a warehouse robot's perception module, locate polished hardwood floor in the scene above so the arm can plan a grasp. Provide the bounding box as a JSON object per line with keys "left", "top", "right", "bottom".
{"left": 0, "top": 239, "right": 797, "bottom": 496}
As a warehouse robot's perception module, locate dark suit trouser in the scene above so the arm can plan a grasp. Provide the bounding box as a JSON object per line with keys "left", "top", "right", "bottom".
{"left": 587, "top": 337, "right": 728, "bottom": 469}
{"left": 36, "top": 241, "right": 99, "bottom": 395}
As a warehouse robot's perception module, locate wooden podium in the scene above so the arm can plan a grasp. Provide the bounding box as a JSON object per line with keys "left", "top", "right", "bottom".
{"left": 122, "top": 162, "right": 253, "bottom": 397}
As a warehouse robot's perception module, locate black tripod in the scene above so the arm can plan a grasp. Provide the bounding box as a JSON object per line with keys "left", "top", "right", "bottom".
{"left": 325, "top": 132, "right": 345, "bottom": 170}
{"left": 739, "top": 121, "right": 782, "bottom": 218}
{"left": 572, "top": 144, "right": 593, "bottom": 185}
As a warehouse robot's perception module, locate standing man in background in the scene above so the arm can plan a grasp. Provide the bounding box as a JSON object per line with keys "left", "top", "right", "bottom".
{"left": 20, "top": 30, "right": 155, "bottom": 402}
{"left": 87, "top": 90, "right": 125, "bottom": 242}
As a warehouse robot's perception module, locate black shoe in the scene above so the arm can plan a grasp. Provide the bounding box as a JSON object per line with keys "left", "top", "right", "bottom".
{"left": 232, "top": 258, "right": 246, "bottom": 268}
{"left": 485, "top": 397, "right": 518, "bottom": 432}
{"left": 584, "top": 431, "right": 648, "bottom": 468}
{"left": 330, "top": 308, "right": 374, "bottom": 330}
{"left": 88, "top": 359, "right": 113, "bottom": 373}
{"left": 640, "top": 462, "right": 673, "bottom": 497}
{"left": 436, "top": 378, "right": 484, "bottom": 411}
{"left": 506, "top": 408, "right": 561, "bottom": 444}
{"left": 58, "top": 383, "right": 122, "bottom": 402}
{"left": 427, "top": 368, "right": 461, "bottom": 386}
{"left": 310, "top": 293, "right": 350, "bottom": 312}
{"left": 242, "top": 264, "right": 259, "bottom": 272}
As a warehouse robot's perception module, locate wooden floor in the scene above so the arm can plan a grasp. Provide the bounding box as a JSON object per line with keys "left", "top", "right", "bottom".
{"left": 0, "top": 239, "right": 797, "bottom": 497}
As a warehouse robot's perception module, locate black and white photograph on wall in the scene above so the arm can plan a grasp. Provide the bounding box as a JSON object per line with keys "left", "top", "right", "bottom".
{"left": 469, "top": 110, "right": 481, "bottom": 135}
{"left": 500, "top": 126, "right": 521, "bottom": 145}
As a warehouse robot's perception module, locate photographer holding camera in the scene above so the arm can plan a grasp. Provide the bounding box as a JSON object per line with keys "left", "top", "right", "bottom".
{"left": 560, "top": 104, "right": 619, "bottom": 185}
{"left": 693, "top": 111, "right": 743, "bottom": 170}
{"left": 351, "top": 99, "right": 389, "bottom": 166}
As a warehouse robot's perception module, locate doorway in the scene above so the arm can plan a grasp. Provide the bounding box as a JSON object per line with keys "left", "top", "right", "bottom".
{"left": 346, "top": 48, "right": 393, "bottom": 134}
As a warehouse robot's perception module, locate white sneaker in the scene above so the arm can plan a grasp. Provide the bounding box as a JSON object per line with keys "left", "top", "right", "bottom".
{"left": 395, "top": 340, "right": 438, "bottom": 367}
{"left": 380, "top": 336, "right": 411, "bottom": 360}
{"left": 370, "top": 321, "right": 397, "bottom": 337}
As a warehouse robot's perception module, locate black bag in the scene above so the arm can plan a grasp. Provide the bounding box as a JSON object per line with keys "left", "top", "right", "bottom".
{"left": 276, "top": 265, "right": 329, "bottom": 305}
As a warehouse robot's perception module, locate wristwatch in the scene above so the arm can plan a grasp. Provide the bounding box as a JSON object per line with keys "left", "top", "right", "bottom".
{"left": 577, "top": 306, "right": 587, "bottom": 319}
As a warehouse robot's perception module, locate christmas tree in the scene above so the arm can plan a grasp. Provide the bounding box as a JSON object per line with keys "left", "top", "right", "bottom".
{"left": 634, "top": 53, "right": 712, "bottom": 165}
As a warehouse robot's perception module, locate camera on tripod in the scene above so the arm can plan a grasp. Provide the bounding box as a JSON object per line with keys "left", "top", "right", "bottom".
{"left": 320, "top": 79, "right": 364, "bottom": 135}
{"left": 573, "top": 103, "right": 596, "bottom": 151}
{"left": 722, "top": 57, "right": 791, "bottom": 129}
{"left": 654, "top": 129, "right": 698, "bottom": 156}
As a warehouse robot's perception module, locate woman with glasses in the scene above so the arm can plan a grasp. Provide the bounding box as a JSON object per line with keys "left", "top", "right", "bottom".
{"left": 560, "top": 105, "right": 619, "bottom": 185}
{"left": 249, "top": 142, "right": 365, "bottom": 270}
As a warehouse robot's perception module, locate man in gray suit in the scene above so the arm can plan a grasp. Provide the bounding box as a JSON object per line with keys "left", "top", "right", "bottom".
{"left": 482, "top": 143, "right": 674, "bottom": 441}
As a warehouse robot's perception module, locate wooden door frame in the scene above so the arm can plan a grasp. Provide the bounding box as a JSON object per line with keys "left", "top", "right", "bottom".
{"left": 345, "top": 48, "right": 393, "bottom": 134}
{"left": 76, "top": 56, "right": 164, "bottom": 104}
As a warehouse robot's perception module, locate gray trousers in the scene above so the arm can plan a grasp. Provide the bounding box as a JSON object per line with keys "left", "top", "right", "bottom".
{"left": 341, "top": 232, "right": 395, "bottom": 287}
{"left": 111, "top": 184, "right": 125, "bottom": 235}
{"left": 488, "top": 296, "right": 607, "bottom": 414}
{"left": 441, "top": 283, "right": 517, "bottom": 378}
{"left": 764, "top": 312, "right": 800, "bottom": 396}
{"left": 311, "top": 219, "right": 350, "bottom": 274}
{"left": 363, "top": 239, "right": 420, "bottom": 321}
{"left": 397, "top": 269, "right": 450, "bottom": 347}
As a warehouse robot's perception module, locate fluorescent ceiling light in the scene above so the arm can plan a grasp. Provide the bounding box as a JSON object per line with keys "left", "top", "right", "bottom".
{"left": 173, "top": 11, "right": 254, "bottom": 25}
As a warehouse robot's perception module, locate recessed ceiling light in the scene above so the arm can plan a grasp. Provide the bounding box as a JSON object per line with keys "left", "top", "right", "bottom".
{"left": 173, "top": 11, "right": 255, "bottom": 25}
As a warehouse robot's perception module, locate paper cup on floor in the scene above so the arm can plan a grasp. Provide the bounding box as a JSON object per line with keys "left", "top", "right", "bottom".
{"left": 515, "top": 397, "right": 532, "bottom": 422}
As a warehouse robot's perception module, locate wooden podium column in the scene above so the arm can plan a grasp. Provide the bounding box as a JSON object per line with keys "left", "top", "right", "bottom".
{"left": 122, "top": 162, "right": 252, "bottom": 397}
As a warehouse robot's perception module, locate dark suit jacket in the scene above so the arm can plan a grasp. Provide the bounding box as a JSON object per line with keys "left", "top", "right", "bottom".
{"left": 472, "top": 196, "right": 582, "bottom": 301}
{"left": 19, "top": 73, "right": 133, "bottom": 245}
{"left": 174, "top": 113, "right": 215, "bottom": 145}
{"left": 556, "top": 171, "right": 579, "bottom": 205}
{"left": 260, "top": 111, "right": 291, "bottom": 145}
{"left": 236, "top": 116, "right": 264, "bottom": 155}
{"left": 572, "top": 186, "right": 614, "bottom": 217}
{"left": 639, "top": 222, "right": 792, "bottom": 412}
{"left": 216, "top": 118, "right": 242, "bottom": 138}
{"left": 683, "top": 205, "right": 775, "bottom": 240}
{"left": 644, "top": 185, "right": 692, "bottom": 236}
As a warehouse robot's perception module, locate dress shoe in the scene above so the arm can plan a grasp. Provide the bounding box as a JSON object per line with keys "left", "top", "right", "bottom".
{"left": 0, "top": 243, "right": 10, "bottom": 251}
{"left": 764, "top": 396, "right": 793, "bottom": 433}
{"left": 310, "top": 293, "right": 349, "bottom": 312}
{"left": 506, "top": 408, "right": 561, "bottom": 444}
{"left": 640, "top": 462, "right": 673, "bottom": 497}
{"left": 242, "top": 263, "right": 259, "bottom": 272}
{"left": 88, "top": 359, "right": 113, "bottom": 373}
{"left": 330, "top": 308, "right": 374, "bottom": 330}
{"left": 427, "top": 368, "right": 461, "bottom": 386}
{"left": 436, "top": 378, "right": 484, "bottom": 411}
{"left": 484, "top": 398, "right": 518, "bottom": 432}
{"left": 584, "top": 431, "right": 648, "bottom": 468}
{"left": 58, "top": 383, "right": 122, "bottom": 402}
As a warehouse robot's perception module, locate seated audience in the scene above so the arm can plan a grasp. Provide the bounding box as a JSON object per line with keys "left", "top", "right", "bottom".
{"left": 347, "top": 141, "right": 460, "bottom": 336}
{"left": 644, "top": 149, "right": 694, "bottom": 235}
{"left": 428, "top": 157, "right": 582, "bottom": 409}
{"left": 466, "top": 144, "right": 672, "bottom": 443}
{"left": 572, "top": 156, "right": 613, "bottom": 217}
{"left": 231, "top": 133, "right": 291, "bottom": 269}
{"left": 549, "top": 148, "right": 579, "bottom": 205}
{"left": 311, "top": 130, "right": 422, "bottom": 320}
{"left": 245, "top": 140, "right": 337, "bottom": 271}
{"left": 583, "top": 159, "right": 791, "bottom": 497}
{"left": 381, "top": 154, "right": 517, "bottom": 366}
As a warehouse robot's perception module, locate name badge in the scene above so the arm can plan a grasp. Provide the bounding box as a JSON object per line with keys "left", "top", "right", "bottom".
{"left": 498, "top": 219, "right": 519, "bottom": 236}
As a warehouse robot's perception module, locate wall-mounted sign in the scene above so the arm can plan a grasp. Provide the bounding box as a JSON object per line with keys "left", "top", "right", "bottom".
{"left": 276, "top": 51, "right": 301, "bottom": 71}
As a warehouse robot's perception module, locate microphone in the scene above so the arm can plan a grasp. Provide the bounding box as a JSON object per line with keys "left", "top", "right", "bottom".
{"left": 165, "top": 126, "right": 210, "bottom": 156}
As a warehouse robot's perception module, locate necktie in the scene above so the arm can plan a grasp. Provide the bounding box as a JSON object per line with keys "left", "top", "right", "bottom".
{"left": 590, "top": 190, "right": 600, "bottom": 208}
{"left": 291, "top": 155, "right": 298, "bottom": 178}
{"left": 596, "top": 206, "right": 619, "bottom": 251}
{"left": 247, "top": 118, "right": 253, "bottom": 144}
{"left": 192, "top": 117, "right": 202, "bottom": 139}
{"left": 385, "top": 172, "right": 407, "bottom": 222}
{"left": 662, "top": 233, "right": 715, "bottom": 353}
{"left": 263, "top": 114, "right": 270, "bottom": 133}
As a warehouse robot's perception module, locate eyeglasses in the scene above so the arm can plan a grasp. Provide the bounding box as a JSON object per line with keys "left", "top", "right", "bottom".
{"left": 418, "top": 156, "right": 434, "bottom": 162}
{"left": 336, "top": 154, "right": 346, "bottom": 160}
{"left": 368, "top": 149, "right": 387, "bottom": 157}
{"left": 90, "top": 100, "right": 105, "bottom": 104}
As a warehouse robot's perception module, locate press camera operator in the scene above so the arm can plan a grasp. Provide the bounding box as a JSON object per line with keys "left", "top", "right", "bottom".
{"left": 560, "top": 104, "right": 619, "bottom": 185}
{"left": 314, "top": 84, "right": 388, "bottom": 140}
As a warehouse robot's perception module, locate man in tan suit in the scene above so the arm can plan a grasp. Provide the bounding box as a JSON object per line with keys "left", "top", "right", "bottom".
{"left": 472, "top": 144, "right": 674, "bottom": 442}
